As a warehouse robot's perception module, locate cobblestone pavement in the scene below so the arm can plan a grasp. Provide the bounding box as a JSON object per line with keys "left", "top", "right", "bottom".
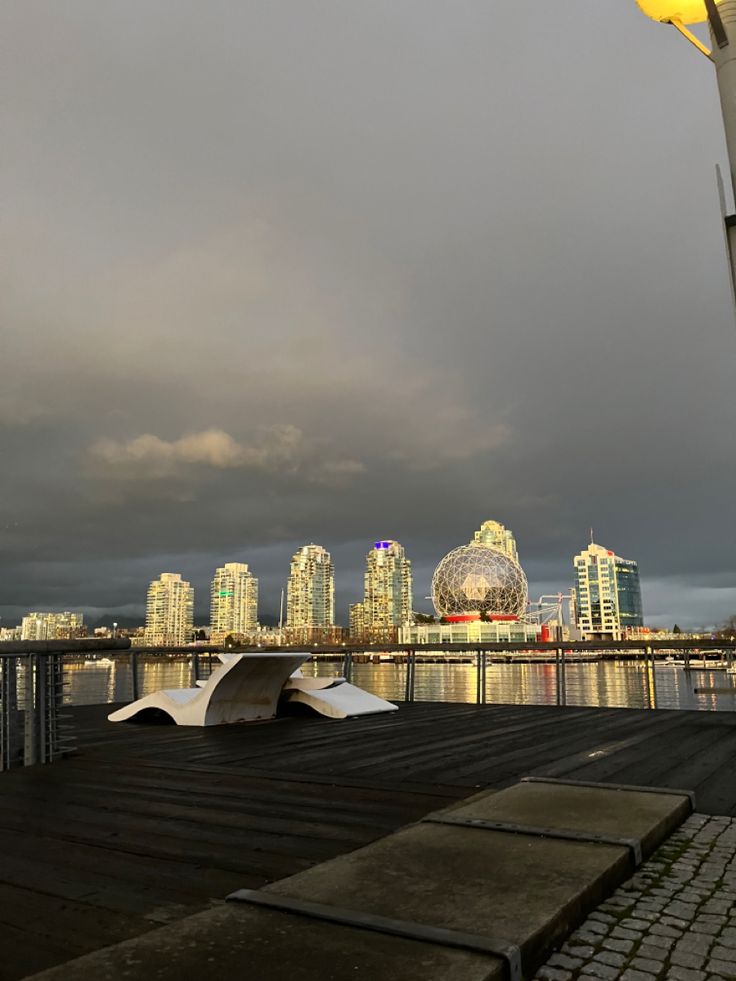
{"left": 534, "top": 814, "right": 736, "bottom": 981}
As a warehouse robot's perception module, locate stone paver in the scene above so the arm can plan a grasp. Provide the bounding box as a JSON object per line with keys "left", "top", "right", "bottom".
{"left": 533, "top": 815, "right": 736, "bottom": 981}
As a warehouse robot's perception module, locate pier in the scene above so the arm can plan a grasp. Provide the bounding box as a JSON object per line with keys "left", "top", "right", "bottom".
{"left": 3, "top": 640, "right": 736, "bottom": 977}
{"left": 4, "top": 694, "right": 736, "bottom": 978}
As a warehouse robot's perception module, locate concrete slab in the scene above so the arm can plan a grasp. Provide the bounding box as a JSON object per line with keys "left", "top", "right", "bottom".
{"left": 263, "top": 819, "right": 631, "bottom": 970}
{"left": 25, "top": 904, "right": 501, "bottom": 981}
{"left": 26, "top": 780, "right": 692, "bottom": 981}
{"left": 446, "top": 780, "right": 692, "bottom": 858}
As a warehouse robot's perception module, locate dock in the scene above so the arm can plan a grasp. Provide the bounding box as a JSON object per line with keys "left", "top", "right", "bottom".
{"left": 4, "top": 701, "right": 736, "bottom": 979}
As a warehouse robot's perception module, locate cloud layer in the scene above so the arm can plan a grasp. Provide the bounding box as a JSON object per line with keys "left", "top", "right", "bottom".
{"left": 1, "top": 1, "right": 735, "bottom": 628}
{"left": 87, "top": 426, "right": 365, "bottom": 484}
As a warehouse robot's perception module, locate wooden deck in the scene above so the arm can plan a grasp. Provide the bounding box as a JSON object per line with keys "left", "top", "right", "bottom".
{"left": 3, "top": 701, "right": 736, "bottom": 980}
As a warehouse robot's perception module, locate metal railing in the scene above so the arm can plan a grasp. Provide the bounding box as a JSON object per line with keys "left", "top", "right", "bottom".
{"left": 0, "top": 639, "right": 131, "bottom": 770}
{"left": 2, "top": 639, "right": 736, "bottom": 770}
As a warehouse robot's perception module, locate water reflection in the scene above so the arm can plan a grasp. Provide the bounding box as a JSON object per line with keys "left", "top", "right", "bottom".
{"left": 63, "top": 656, "right": 736, "bottom": 713}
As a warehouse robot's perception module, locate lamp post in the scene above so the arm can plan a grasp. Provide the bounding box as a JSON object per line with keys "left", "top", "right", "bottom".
{"left": 636, "top": 1, "right": 736, "bottom": 298}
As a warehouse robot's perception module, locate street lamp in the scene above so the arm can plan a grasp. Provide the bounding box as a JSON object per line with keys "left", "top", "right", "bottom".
{"left": 635, "top": 0, "right": 736, "bottom": 297}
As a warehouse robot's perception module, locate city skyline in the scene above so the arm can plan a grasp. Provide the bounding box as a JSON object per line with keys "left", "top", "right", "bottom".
{"left": 0, "top": 527, "right": 654, "bottom": 631}
{"left": 0, "top": 525, "right": 723, "bottom": 630}
{"left": 1, "top": 2, "right": 735, "bottom": 632}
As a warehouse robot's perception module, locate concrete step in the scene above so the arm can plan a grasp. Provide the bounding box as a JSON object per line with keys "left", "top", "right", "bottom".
{"left": 27, "top": 779, "right": 693, "bottom": 981}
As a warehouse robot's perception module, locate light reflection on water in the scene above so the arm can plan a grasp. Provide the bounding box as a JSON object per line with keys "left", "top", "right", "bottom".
{"left": 62, "top": 657, "right": 736, "bottom": 713}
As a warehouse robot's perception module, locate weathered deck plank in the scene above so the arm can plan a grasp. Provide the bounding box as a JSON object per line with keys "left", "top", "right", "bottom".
{"left": 2, "top": 701, "right": 736, "bottom": 980}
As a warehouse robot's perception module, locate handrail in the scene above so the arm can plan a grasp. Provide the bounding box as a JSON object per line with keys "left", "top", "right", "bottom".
{"left": 1, "top": 640, "right": 734, "bottom": 771}
{"left": 1, "top": 639, "right": 734, "bottom": 658}
{"left": 1, "top": 638, "right": 735, "bottom": 660}
{"left": 0, "top": 638, "right": 131, "bottom": 656}
{"left": 231, "top": 640, "right": 736, "bottom": 654}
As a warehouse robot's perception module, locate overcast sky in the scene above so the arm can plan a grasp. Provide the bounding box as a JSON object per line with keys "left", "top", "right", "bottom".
{"left": 1, "top": 0, "right": 735, "bottom": 629}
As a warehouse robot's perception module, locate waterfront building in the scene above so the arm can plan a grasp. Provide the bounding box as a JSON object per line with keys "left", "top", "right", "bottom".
{"left": 362, "top": 540, "right": 413, "bottom": 642}
{"left": 401, "top": 618, "right": 539, "bottom": 645}
{"left": 144, "top": 573, "right": 194, "bottom": 647}
{"left": 286, "top": 544, "right": 335, "bottom": 643}
{"left": 210, "top": 562, "right": 258, "bottom": 644}
{"left": 20, "top": 611, "right": 85, "bottom": 641}
{"left": 403, "top": 520, "right": 539, "bottom": 645}
{"left": 573, "top": 542, "right": 643, "bottom": 641}
{"left": 349, "top": 601, "right": 366, "bottom": 642}
{"left": 472, "top": 520, "right": 519, "bottom": 563}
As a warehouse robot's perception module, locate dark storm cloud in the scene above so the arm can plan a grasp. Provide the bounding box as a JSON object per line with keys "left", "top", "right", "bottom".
{"left": 1, "top": 0, "right": 735, "bottom": 628}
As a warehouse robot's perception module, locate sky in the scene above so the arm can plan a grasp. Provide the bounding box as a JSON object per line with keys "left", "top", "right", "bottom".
{"left": 1, "top": 0, "right": 735, "bottom": 630}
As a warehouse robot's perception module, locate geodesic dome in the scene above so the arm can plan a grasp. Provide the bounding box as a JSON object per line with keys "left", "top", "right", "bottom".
{"left": 431, "top": 543, "right": 528, "bottom": 619}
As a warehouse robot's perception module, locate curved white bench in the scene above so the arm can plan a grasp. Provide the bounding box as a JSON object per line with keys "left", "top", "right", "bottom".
{"left": 283, "top": 682, "right": 399, "bottom": 719}
{"left": 108, "top": 652, "right": 308, "bottom": 726}
{"left": 108, "top": 652, "right": 398, "bottom": 726}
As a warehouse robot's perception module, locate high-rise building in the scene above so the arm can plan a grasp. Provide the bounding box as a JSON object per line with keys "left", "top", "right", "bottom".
{"left": 472, "top": 520, "right": 519, "bottom": 562}
{"left": 362, "top": 540, "right": 413, "bottom": 641}
{"left": 349, "top": 601, "right": 366, "bottom": 642}
{"left": 573, "top": 542, "right": 643, "bottom": 640}
{"left": 286, "top": 544, "right": 334, "bottom": 642}
{"left": 21, "top": 611, "right": 85, "bottom": 641}
{"left": 144, "top": 573, "right": 194, "bottom": 647}
{"left": 210, "top": 562, "right": 258, "bottom": 643}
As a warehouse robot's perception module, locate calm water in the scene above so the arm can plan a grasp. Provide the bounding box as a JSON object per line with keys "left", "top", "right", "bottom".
{"left": 62, "top": 656, "right": 736, "bottom": 713}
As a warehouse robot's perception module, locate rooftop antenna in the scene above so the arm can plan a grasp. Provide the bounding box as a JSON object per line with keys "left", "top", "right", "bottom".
{"left": 590, "top": 527, "right": 594, "bottom": 545}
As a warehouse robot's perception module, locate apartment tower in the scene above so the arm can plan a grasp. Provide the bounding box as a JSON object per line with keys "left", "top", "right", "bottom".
{"left": 472, "top": 520, "right": 519, "bottom": 562}
{"left": 362, "top": 540, "right": 413, "bottom": 642}
{"left": 210, "top": 562, "right": 259, "bottom": 644}
{"left": 286, "top": 544, "right": 334, "bottom": 642}
{"left": 144, "top": 573, "right": 194, "bottom": 647}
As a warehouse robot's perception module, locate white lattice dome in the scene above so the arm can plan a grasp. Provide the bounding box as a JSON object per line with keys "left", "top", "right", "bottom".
{"left": 431, "top": 543, "right": 528, "bottom": 618}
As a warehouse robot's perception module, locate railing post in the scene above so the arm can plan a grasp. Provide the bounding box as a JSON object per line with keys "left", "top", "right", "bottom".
{"left": 647, "top": 645, "right": 657, "bottom": 709}
{"left": 645, "top": 647, "right": 652, "bottom": 709}
{"left": 191, "top": 652, "right": 200, "bottom": 686}
{"left": 130, "top": 651, "right": 139, "bottom": 701}
{"left": 1, "top": 656, "right": 19, "bottom": 771}
{"left": 23, "top": 654, "right": 39, "bottom": 766}
{"left": 476, "top": 650, "right": 482, "bottom": 704}
{"left": 343, "top": 651, "right": 353, "bottom": 684}
{"left": 404, "top": 649, "right": 415, "bottom": 703}
{"left": 37, "top": 654, "right": 48, "bottom": 763}
{"left": 556, "top": 647, "right": 566, "bottom": 706}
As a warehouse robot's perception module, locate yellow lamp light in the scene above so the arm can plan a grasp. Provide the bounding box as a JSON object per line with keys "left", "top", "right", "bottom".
{"left": 636, "top": 0, "right": 722, "bottom": 25}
